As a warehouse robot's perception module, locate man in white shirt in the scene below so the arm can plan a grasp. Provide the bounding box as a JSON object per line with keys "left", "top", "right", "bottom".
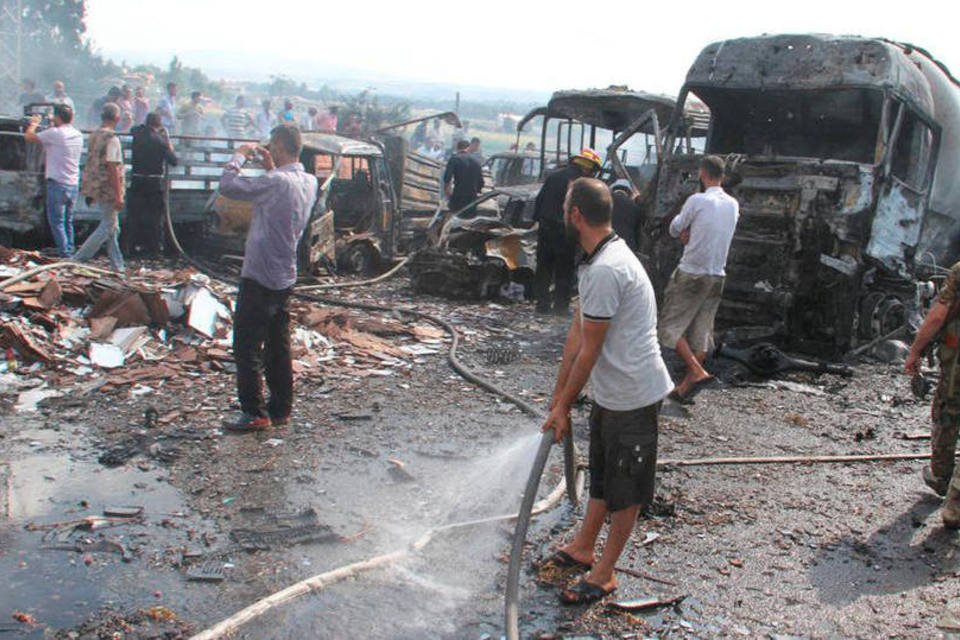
{"left": 542, "top": 178, "right": 673, "bottom": 605}
{"left": 658, "top": 155, "right": 739, "bottom": 401}
{"left": 256, "top": 100, "right": 275, "bottom": 140}
{"left": 24, "top": 104, "right": 83, "bottom": 257}
{"left": 157, "top": 83, "right": 178, "bottom": 134}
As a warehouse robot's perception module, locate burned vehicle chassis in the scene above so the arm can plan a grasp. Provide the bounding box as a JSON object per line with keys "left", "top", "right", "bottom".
{"left": 645, "top": 35, "right": 960, "bottom": 356}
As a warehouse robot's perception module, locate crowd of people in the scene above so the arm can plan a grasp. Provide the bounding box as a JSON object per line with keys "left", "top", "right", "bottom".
{"left": 17, "top": 78, "right": 344, "bottom": 139}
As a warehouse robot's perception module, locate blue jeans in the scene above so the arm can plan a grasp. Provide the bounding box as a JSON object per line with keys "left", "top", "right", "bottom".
{"left": 73, "top": 203, "right": 125, "bottom": 272}
{"left": 45, "top": 179, "right": 78, "bottom": 257}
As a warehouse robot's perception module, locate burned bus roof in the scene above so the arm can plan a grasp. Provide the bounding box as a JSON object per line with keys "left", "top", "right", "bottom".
{"left": 545, "top": 89, "right": 676, "bottom": 133}
{"left": 301, "top": 133, "right": 383, "bottom": 157}
{"left": 685, "top": 34, "right": 932, "bottom": 104}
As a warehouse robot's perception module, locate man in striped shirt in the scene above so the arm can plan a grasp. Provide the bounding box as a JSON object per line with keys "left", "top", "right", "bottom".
{"left": 223, "top": 96, "right": 255, "bottom": 139}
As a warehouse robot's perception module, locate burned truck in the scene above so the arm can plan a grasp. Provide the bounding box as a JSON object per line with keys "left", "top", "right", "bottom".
{"left": 646, "top": 34, "right": 960, "bottom": 355}
{"left": 409, "top": 89, "right": 677, "bottom": 299}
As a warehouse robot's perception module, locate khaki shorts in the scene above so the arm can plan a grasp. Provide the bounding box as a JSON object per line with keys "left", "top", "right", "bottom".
{"left": 658, "top": 269, "right": 725, "bottom": 353}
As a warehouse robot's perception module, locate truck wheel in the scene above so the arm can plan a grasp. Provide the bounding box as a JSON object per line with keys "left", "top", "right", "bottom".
{"left": 341, "top": 243, "right": 381, "bottom": 276}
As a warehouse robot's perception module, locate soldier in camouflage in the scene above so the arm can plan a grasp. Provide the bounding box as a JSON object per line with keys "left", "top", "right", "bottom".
{"left": 906, "top": 262, "right": 960, "bottom": 528}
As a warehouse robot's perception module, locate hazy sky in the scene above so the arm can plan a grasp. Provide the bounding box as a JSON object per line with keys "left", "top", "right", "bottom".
{"left": 86, "top": 0, "right": 959, "bottom": 99}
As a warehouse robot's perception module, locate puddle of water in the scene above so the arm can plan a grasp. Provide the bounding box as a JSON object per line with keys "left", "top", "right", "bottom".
{"left": 0, "top": 419, "right": 204, "bottom": 632}
{"left": 238, "top": 430, "right": 554, "bottom": 639}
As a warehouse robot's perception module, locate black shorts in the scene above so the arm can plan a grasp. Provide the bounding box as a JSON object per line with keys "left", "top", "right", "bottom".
{"left": 588, "top": 402, "right": 659, "bottom": 512}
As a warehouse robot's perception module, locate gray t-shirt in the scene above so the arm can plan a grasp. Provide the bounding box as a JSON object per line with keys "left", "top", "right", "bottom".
{"left": 578, "top": 235, "right": 674, "bottom": 411}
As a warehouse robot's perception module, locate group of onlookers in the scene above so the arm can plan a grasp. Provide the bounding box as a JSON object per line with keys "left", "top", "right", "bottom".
{"left": 17, "top": 78, "right": 345, "bottom": 140}
{"left": 24, "top": 98, "right": 180, "bottom": 271}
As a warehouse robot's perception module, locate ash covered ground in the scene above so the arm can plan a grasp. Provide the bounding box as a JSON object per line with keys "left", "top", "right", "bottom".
{"left": 2, "top": 272, "right": 958, "bottom": 640}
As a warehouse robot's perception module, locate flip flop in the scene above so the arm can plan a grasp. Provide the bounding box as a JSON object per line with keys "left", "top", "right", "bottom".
{"left": 545, "top": 550, "right": 592, "bottom": 572}
{"left": 685, "top": 376, "right": 719, "bottom": 401}
{"left": 668, "top": 389, "right": 695, "bottom": 405}
{"left": 560, "top": 579, "right": 617, "bottom": 605}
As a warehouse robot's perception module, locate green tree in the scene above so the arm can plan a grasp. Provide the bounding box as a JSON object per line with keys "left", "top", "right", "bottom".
{"left": 20, "top": 0, "right": 86, "bottom": 51}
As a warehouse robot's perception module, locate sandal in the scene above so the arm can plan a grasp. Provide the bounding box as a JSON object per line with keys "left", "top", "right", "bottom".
{"left": 560, "top": 579, "right": 616, "bottom": 605}
{"left": 545, "top": 550, "right": 592, "bottom": 572}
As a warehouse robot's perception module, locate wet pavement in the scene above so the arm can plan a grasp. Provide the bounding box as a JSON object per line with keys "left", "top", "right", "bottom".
{"left": 2, "top": 278, "right": 960, "bottom": 638}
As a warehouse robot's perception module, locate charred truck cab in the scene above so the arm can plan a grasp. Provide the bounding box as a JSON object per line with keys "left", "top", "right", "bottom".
{"left": 517, "top": 88, "right": 676, "bottom": 192}
{"left": 648, "top": 34, "right": 960, "bottom": 355}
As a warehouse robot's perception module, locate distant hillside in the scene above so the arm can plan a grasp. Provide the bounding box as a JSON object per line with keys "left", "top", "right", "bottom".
{"left": 104, "top": 48, "right": 551, "bottom": 106}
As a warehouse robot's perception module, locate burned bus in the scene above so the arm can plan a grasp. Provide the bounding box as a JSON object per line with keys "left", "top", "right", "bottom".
{"left": 647, "top": 34, "right": 960, "bottom": 355}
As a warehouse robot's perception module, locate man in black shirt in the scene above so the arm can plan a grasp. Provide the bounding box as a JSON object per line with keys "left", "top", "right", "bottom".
{"left": 123, "top": 112, "right": 178, "bottom": 257}
{"left": 443, "top": 139, "right": 484, "bottom": 215}
{"left": 533, "top": 148, "right": 602, "bottom": 315}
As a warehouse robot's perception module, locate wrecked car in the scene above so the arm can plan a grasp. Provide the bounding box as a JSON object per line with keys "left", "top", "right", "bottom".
{"left": 0, "top": 113, "right": 45, "bottom": 247}
{"left": 210, "top": 116, "right": 459, "bottom": 276}
{"left": 409, "top": 188, "right": 536, "bottom": 299}
{"left": 645, "top": 34, "right": 960, "bottom": 356}
{"left": 517, "top": 87, "right": 676, "bottom": 190}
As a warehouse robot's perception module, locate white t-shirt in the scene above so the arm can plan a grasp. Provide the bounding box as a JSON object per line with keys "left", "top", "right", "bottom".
{"left": 36, "top": 125, "right": 83, "bottom": 186}
{"left": 578, "top": 235, "right": 674, "bottom": 411}
{"left": 669, "top": 186, "right": 740, "bottom": 277}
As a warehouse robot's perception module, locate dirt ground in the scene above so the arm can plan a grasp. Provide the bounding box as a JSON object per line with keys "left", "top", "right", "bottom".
{"left": 3, "top": 273, "right": 960, "bottom": 639}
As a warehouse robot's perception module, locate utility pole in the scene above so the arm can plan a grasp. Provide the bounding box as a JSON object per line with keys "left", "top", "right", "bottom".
{"left": 0, "top": 0, "right": 23, "bottom": 87}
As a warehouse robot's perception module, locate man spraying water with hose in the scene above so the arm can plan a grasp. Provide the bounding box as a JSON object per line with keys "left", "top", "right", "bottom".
{"left": 541, "top": 177, "right": 674, "bottom": 605}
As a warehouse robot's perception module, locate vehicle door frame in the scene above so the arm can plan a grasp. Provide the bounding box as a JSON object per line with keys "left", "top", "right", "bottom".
{"left": 868, "top": 93, "right": 941, "bottom": 276}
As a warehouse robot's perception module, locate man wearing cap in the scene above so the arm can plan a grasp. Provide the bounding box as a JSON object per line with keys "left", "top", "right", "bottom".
{"left": 658, "top": 155, "right": 739, "bottom": 401}
{"left": 533, "top": 149, "right": 602, "bottom": 315}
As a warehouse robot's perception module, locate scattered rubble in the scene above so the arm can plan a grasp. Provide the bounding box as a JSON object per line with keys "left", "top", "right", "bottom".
{"left": 0, "top": 248, "right": 448, "bottom": 415}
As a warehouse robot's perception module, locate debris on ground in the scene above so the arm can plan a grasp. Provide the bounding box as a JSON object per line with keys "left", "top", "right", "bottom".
{"left": 48, "top": 606, "right": 193, "bottom": 639}
{"left": 0, "top": 248, "right": 446, "bottom": 415}
{"left": 606, "top": 595, "right": 687, "bottom": 612}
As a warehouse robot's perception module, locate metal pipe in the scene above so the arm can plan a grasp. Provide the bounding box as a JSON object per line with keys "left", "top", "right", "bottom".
{"left": 0, "top": 261, "right": 117, "bottom": 291}
{"left": 658, "top": 451, "right": 935, "bottom": 466}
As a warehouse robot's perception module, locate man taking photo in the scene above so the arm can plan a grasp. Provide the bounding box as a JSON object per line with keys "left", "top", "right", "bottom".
{"left": 24, "top": 104, "right": 82, "bottom": 257}
{"left": 219, "top": 126, "right": 318, "bottom": 432}
{"left": 542, "top": 178, "right": 673, "bottom": 604}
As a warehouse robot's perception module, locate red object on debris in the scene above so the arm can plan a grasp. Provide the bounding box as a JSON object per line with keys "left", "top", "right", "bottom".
{"left": 11, "top": 611, "right": 37, "bottom": 625}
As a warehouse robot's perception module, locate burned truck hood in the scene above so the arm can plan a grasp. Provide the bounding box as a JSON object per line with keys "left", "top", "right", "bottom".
{"left": 685, "top": 34, "right": 933, "bottom": 105}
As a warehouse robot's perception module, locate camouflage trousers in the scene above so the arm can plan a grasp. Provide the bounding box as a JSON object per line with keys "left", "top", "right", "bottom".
{"left": 931, "top": 384, "right": 960, "bottom": 525}
{"left": 930, "top": 387, "right": 960, "bottom": 484}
